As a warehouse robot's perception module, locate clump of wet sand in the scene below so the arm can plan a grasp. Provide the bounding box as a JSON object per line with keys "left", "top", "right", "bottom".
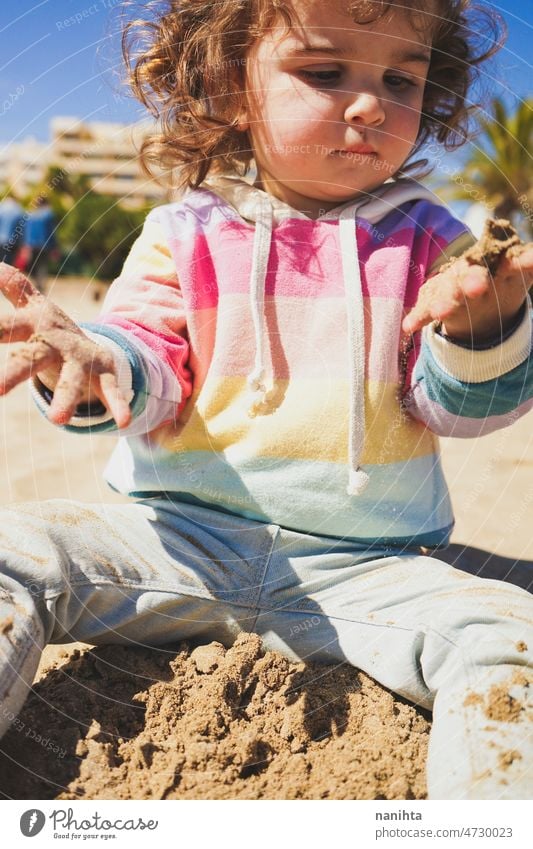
{"left": 0, "top": 633, "right": 430, "bottom": 800}
{"left": 439, "top": 218, "right": 525, "bottom": 277}
{"left": 462, "top": 218, "right": 523, "bottom": 274}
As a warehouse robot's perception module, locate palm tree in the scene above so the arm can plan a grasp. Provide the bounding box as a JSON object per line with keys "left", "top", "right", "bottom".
{"left": 447, "top": 97, "right": 533, "bottom": 239}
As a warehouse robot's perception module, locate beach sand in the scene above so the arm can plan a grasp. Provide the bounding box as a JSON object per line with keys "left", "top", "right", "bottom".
{"left": 0, "top": 277, "right": 530, "bottom": 799}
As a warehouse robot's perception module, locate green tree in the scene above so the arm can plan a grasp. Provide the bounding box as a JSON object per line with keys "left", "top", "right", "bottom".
{"left": 449, "top": 97, "right": 533, "bottom": 238}
{"left": 58, "top": 192, "right": 149, "bottom": 280}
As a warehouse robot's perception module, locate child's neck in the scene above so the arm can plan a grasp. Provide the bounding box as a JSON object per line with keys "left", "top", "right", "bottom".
{"left": 252, "top": 172, "right": 377, "bottom": 220}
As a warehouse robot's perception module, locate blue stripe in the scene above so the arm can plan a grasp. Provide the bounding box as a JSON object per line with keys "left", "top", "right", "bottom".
{"left": 59, "top": 324, "right": 149, "bottom": 434}
{"left": 104, "top": 444, "right": 455, "bottom": 547}
{"left": 416, "top": 339, "right": 533, "bottom": 418}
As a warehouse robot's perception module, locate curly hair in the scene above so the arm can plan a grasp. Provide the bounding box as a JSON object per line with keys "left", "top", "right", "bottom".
{"left": 122, "top": 0, "right": 506, "bottom": 190}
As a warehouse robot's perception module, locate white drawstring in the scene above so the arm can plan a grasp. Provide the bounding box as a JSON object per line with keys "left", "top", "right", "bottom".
{"left": 206, "top": 173, "right": 444, "bottom": 496}
{"left": 247, "top": 195, "right": 273, "bottom": 417}
{"left": 339, "top": 207, "right": 370, "bottom": 495}
{"left": 245, "top": 196, "right": 369, "bottom": 493}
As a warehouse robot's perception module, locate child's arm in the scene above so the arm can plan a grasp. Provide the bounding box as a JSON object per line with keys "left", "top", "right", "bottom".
{"left": 402, "top": 227, "right": 533, "bottom": 436}
{"left": 0, "top": 263, "right": 132, "bottom": 428}
{"left": 403, "top": 232, "right": 533, "bottom": 344}
{"left": 7, "top": 210, "right": 194, "bottom": 437}
{"left": 66, "top": 209, "right": 193, "bottom": 436}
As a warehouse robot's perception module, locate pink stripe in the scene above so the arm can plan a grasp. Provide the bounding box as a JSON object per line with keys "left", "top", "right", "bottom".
{"left": 168, "top": 220, "right": 443, "bottom": 309}
{"left": 100, "top": 316, "right": 193, "bottom": 407}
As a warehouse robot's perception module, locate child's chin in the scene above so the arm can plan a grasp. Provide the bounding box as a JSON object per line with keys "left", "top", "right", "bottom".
{"left": 319, "top": 184, "right": 378, "bottom": 203}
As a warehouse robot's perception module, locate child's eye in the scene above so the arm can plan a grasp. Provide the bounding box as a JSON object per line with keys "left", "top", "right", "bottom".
{"left": 384, "top": 74, "right": 416, "bottom": 91}
{"left": 299, "top": 69, "right": 341, "bottom": 85}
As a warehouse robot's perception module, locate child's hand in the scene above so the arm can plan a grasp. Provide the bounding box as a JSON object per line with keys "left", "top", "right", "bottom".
{"left": 0, "top": 264, "right": 132, "bottom": 428}
{"left": 402, "top": 242, "right": 533, "bottom": 345}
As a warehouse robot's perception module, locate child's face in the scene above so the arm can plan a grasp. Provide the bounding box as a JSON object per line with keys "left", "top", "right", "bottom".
{"left": 242, "top": 0, "right": 431, "bottom": 216}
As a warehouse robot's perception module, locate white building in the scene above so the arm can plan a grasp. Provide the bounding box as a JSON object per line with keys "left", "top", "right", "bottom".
{"left": 0, "top": 135, "right": 52, "bottom": 198}
{"left": 0, "top": 116, "right": 170, "bottom": 207}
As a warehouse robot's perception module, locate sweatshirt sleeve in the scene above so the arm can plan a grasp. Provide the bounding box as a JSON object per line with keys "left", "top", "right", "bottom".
{"left": 404, "top": 307, "right": 533, "bottom": 436}
{"left": 402, "top": 207, "right": 533, "bottom": 437}
{"left": 32, "top": 207, "right": 193, "bottom": 436}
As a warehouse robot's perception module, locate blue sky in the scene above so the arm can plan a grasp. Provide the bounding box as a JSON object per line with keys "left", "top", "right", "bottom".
{"left": 1, "top": 0, "right": 531, "bottom": 148}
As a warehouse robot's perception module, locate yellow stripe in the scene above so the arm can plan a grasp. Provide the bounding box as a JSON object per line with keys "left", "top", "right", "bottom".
{"left": 121, "top": 219, "right": 176, "bottom": 277}
{"left": 154, "top": 377, "right": 436, "bottom": 464}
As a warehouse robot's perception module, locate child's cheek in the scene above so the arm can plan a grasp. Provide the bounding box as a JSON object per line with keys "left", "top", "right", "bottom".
{"left": 388, "top": 105, "right": 422, "bottom": 156}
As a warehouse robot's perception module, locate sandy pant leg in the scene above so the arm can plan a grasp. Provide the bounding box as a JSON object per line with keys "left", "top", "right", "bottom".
{"left": 0, "top": 499, "right": 162, "bottom": 739}
{"left": 424, "top": 606, "right": 533, "bottom": 799}
{"left": 429, "top": 663, "right": 532, "bottom": 799}
{"left": 0, "top": 498, "right": 268, "bottom": 741}
{"left": 260, "top": 538, "right": 533, "bottom": 799}
{"left": 361, "top": 559, "right": 533, "bottom": 800}
{"left": 355, "top": 560, "right": 533, "bottom": 799}
{"left": 0, "top": 579, "right": 45, "bottom": 741}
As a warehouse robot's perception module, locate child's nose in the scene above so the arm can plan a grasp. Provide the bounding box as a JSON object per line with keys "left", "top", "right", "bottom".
{"left": 344, "top": 91, "right": 385, "bottom": 126}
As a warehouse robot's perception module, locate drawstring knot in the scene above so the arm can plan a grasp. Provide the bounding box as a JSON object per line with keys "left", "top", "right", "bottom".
{"left": 347, "top": 467, "right": 370, "bottom": 496}
{"left": 247, "top": 369, "right": 267, "bottom": 394}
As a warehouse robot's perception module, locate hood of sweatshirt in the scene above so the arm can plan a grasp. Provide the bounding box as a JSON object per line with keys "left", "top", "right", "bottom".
{"left": 202, "top": 171, "right": 445, "bottom": 496}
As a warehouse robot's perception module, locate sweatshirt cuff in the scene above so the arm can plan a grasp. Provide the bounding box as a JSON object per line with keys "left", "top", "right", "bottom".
{"left": 423, "top": 306, "right": 532, "bottom": 383}
{"left": 31, "top": 330, "right": 134, "bottom": 428}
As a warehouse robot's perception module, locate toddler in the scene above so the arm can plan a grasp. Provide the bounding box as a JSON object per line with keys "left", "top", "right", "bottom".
{"left": 1, "top": 0, "right": 532, "bottom": 800}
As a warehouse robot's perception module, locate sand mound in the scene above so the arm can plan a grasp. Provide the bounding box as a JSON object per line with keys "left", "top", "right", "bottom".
{"left": 0, "top": 633, "right": 429, "bottom": 799}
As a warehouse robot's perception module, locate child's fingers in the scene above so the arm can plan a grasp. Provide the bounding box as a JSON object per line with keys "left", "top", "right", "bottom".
{"left": 95, "top": 372, "right": 132, "bottom": 429}
{"left": 402, "top": 265, "right": 489, "bottom": 334}
{"left": 402, "top": 286, "right": 459, "bottom": 333}
{"left": 0, "top": 342, "right": 57, "bottom": 396}
{"left": 498, "top": 246, "right": 533, "bottom": 287}
{"left": 0, "top": 263, "right": 39, "bottom": 307}
{"left": 47, "top": 363, "right": 131, "bottom": 428}
{"left": 47, "top": 360, "right": 88, "bottom": 425}
{"left": 0, "top": 313, "right": 40, "bottom": 344}
{"left": 402, "top": 300, "right": 448, "bottom": 334}
{"left": 459, "top": 264, "right": 491, "bottom": 297}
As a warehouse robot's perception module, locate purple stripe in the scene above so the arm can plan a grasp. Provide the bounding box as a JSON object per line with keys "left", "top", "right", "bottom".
{"left": 405, "top": 386, "right": 533, "bottom": 437}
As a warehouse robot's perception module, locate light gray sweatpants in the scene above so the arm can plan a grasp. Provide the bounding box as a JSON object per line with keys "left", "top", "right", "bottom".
{"left": 0, "top": 497, "right": 531, "bottom": 800}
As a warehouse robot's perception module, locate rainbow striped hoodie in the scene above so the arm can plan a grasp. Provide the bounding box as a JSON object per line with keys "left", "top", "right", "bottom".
{"left": 35, "top": 175, "right": 533, "bottom": 547}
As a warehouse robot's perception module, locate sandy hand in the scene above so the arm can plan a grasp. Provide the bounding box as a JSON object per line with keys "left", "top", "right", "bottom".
{"left": 0, "top": 264, "right": 131, "bottom": 427}
{"left": 403, "top": 220, "right": 533, "bottom": 344}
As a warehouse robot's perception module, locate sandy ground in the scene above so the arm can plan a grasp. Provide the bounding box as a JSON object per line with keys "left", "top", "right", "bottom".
{"left": 0, "top": 277, "right": 531, "bottom": 799}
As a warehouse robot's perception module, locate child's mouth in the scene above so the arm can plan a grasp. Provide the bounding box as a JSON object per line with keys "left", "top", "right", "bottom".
{"left": 332, "top": 148, "right": 377, "bottom": 158}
